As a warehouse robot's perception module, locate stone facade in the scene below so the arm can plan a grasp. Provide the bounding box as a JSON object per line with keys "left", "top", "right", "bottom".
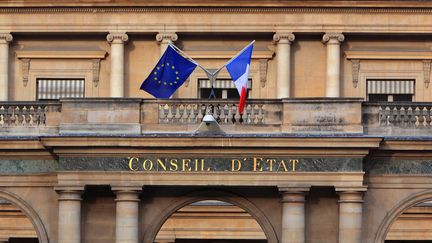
{"left": 1, "top": 1, "right": 432, "bottom": 243}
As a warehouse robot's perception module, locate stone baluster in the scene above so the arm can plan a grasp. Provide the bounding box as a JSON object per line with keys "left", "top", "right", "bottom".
{"left": 322, "top": 33, "right": 344, "bottom": 97}
{"left": 0, "top": 33, "right": 12, "bottom": 101}
{"left": 273, "top": 33, "right": 295, "bottom": 98}
{"left": 107, "top": 32, "right": 129, "bottom": 98}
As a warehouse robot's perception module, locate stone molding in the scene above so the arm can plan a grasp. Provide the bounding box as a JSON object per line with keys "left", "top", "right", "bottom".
{"left": 337, "top": 191, "right": 365, "bottom": 204}
{"left": 3, "top": 7, "right": 432, "bottom": 14}
{"left": 0, "top": 33, "right": 13, "bottom": 44}
{"left": 322, "top": 32, "right": 345, "bottom": 44}
{"left": 107, "top": 32, "right": 129, "bottom": 44}
{"left": 351, "top": 59, "right": 360, "bottom": 88}
{"left": 278, "top": 186, "right": 310, "bottom": 203}
{"left": 156, "top": 32, "right": 178, "bottom": 43}
{"left": 272, "top": 32, "right": 295, "bottom": 44}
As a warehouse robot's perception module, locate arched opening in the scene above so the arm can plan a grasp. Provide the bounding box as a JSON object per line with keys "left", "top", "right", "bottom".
{"left": 385, "top": 200, "right": 432, "bottom": 243}
{"left": 154, "top": 200, "right": 267, "bottom": 243}
{"left": 0, "top": 198, "right": 39, "bottom": 243}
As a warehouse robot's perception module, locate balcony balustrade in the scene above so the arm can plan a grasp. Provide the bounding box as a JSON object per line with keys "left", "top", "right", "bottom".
{"left": 1, "top": 98, "right": 431, "bottom": 136}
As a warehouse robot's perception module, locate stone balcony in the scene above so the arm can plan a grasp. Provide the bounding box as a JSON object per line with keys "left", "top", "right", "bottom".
{"left": 0, "top": 98, "right": 430, "bottom": 137}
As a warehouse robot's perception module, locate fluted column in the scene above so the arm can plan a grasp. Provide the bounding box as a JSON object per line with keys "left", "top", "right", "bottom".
{"left": 56, "top": 187, "right": 84, "bottom": 243}
{"left": 279, "top": 187, "right": 309, "bottom": 243}
{"left": 0, "top": 33, "right": 12, "bottom": 101}
{"left": 337, "top": 190, "right": 365, "bottom": 243}
{"left": 273, "top": 33, "right": 295, "bottom": 98}
{"left": 322, "top": 33, "right": 344, "bottom": 97}
{"left": 112, "top": 186, "right": 142, "bottom": 243}
{"left": 107, "top": 32, "right": 128, "bottom": 98}
{"left": 156, "top": 32, "right": 178, "bottom": 56}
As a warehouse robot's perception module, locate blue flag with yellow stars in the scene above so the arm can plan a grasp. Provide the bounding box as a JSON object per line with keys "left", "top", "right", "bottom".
{"left": 140, "top": 45, "right": 197, "bottom": 98}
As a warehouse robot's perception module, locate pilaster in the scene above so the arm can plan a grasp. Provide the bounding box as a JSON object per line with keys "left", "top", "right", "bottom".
{"left": 273, "top": 32, "right": 295, "bottom": 98}
{"left": 156, "top": 32, "right": 178, "bottom": 55}
{"left": 322, "top": 32, "right": 344, "bottom": 98}
{"left": 0, "top": 33, "right": 12, "bottom": 101}
{"left": 107, "top": 32, "right": 128, "bottom": 98}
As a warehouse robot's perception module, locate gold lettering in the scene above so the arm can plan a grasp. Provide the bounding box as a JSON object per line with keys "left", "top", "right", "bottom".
{"left": 194, "top": 159, "right": 199, "bottom": 171}
{"left": 201, "top": 159, "right": 205, "bottom": 171}
{"left": 169, "top": 159, "right": 178, "bottom": 171}
{"left": 253, "top": 157, "right": 263, "bottom": 172}
{"left": 277, "top": 160, "right": 288, "bottom": 172}
{"left": 157, "top": 159, "right": 167, "bottom": 171}
{"left": 266, "top": 159, "right": 276, "bottom": 172}
{"left": 143, "top": 159, "right": 154, "bottom": 171}
{"left": 231, "top": 159, "right": 242, "bottom": 171}
{"left": 182, "top": 159, "right": 192, "bottom": 171}
{"left": 290, "top": 159, "right": 299, "bottom": 172}
{"left": 128, "top": 157, "right": 139, "bottom": 171}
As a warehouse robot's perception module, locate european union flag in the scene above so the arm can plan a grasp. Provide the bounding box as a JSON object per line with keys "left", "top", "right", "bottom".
{"left": 140, "top": 45, "right": 197, "bottom": 98}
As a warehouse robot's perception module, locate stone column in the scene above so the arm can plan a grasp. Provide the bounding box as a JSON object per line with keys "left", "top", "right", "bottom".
{"left": 0, "top": 33, "right": 12, "bottom": 101}
{"left": 107, "top": 32, "right": 129, "bottom": 98}
{"left": 322, "top": 33, "right": 344, "bottom": 97}
{"left": 56, "top": 187, "right": 84, "bottom": 243}
{"left": 337, "top": 190, "right": 365, "bottom": 243}
{"left": 156, "top": 32, "right": 178, "bottom": 56}
{"left": 273, "top": 33, "right": 295, "bottom": 98}
{"left": 279, "top": 187, "right": 309, "bottom": 243}
{"left": 112, "top": 186, "right": 142, "bottom": 243}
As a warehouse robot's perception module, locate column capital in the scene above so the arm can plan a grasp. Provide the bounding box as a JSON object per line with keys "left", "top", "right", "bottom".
{"left": 156, "top": 32, "right": 178, "bottom": 43}
{"left": 278, "top": 186, "right": 310, "bottom": 203}
{"left": 0, "top": 33, "right": 13, "bottom": 44}
{"left": 273, "top": 32, "right": 295, "bottom": 44}
{"left": 336, "top": 189, "right": 366, "bottom": 204}
{"left": 112, "top": 186, "right": 142, "bottom": 202}
{"left": 322, "top": 32, "right": 345, "bottom": 44}
{"left": 55, "top": 186, "right": 84, "bottom": 201}
{"left": 107, "top": 32, "right": 129, "bottom": 44}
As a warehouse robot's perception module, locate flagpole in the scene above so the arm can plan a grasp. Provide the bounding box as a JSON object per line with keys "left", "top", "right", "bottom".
{"left": 225, "top": 40, "right": 255, "bottom": 66}
{"left": 168, "top": 43, "right": 225, "bottom": 75}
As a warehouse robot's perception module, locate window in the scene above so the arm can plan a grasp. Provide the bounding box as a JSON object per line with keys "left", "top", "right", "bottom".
{"left": 367, "top": 79, "right": 414, "bottom": 102}
{"left": 198, "top": 78, "right": 252, "bottom": 99}
{"left": 37, "top": 78, "right": 85, "bottom": 100}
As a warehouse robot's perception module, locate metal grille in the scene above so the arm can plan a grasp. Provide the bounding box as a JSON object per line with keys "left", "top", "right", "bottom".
{"left": 199, "top": 79, "right": 252, "bottom": 89}
{"left": 367, "top": 79, "right": 415, "bottom": 94}
{"left": 37, "top": 78, "right": 85, "bottom": 100}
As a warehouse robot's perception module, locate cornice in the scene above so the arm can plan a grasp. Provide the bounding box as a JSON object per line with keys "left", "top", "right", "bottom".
{"left": 2, "top": 7, "right": 432, "bottom": 14}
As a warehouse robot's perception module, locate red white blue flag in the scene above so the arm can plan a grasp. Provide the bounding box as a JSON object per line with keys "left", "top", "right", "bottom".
{"left": 226, "top": 41, "right": 254, "bottom": 114}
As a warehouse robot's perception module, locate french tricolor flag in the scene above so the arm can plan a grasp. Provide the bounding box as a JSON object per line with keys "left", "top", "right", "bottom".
{"left": 226, "top": 41, "right": 254, "bottom": 114}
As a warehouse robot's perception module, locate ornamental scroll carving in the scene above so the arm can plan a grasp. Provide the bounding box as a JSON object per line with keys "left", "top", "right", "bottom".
{"left": 92, "top": 59, "right": 100, "bottom": 87}
{"left": 156, "top": 32, "right": 178, "bottom": 43}
{"left": 424, "top": 60, "right": 431, "bottom": 88}
{"left": 260, "top": 59, "right": 268, "bottom": 88}
{"left": 351, "top": 59, "right": 360, "bottom": 88}
{"left": 21, "top": 59, "right": 30, "bottom": 87}
{"left": 322, "top": 33, "right": 345, "bottom": 44}
{"left": 106, "top": 32, "right": 129, "bottom": 44}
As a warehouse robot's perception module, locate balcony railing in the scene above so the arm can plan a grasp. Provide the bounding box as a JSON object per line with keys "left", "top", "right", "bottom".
{"left": 2, "top": 98, "right": 432, "bottom": 136}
